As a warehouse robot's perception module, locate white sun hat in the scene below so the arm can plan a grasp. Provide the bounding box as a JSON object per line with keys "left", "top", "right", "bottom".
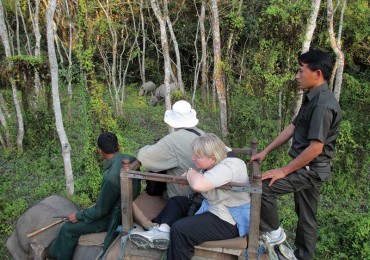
{"left": 164, "top": 100, "right": 199, "bottom": 128}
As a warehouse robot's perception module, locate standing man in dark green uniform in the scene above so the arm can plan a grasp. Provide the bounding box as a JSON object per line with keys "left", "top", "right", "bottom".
{"left": 48, "top": 132, "right": 140, "bottom": 260}
{"left": 251, "top": 49, "right": 341, "bottom": 260}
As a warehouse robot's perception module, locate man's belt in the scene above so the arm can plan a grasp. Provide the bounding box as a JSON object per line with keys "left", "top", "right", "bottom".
{"left": 310, "top": 162, "right": 330, "bottom": 167}
{"left": 305, "top": 162, "right": 331, "bottom": 171}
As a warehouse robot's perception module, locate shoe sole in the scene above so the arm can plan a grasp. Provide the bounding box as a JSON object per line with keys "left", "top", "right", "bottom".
{"left": 269, "top": 231, "right": 287, "bottom": 246}
{"left": 278, "top": 244, "right": 297, "bottom": 260}
{"left": 130, "top": 234, "right": 169, "bottom": 250}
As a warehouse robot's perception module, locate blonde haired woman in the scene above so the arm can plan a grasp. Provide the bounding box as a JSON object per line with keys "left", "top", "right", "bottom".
{"left": 130, "top": 134, "right": 251, "bottom": 260}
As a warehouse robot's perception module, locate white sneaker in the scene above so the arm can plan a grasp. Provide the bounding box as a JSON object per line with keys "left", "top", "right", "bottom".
{"left": 129, "top": 226, "right": 170, "bottom": 250}
{"left": 261, "top": 227, "right": 287, "bottom": 246}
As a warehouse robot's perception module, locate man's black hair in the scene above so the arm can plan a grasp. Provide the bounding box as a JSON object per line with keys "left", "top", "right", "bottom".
{"left": 298, "top": 49, "right": 333, "bottom": 82}
{"left": 97, "top": 132, "right": 119, "bottom": 154}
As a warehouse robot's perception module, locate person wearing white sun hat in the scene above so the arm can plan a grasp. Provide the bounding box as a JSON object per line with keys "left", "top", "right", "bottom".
{"left": 137, "top": 100, "right": 205, "bottom": 199}
{"left": 163, "top": 100, "right": 199, "bottom": 128}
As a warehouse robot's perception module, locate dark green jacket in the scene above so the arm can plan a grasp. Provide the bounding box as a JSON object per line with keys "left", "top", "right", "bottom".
{"left": 76, "top": 153, "right": 140, "bottom": 250}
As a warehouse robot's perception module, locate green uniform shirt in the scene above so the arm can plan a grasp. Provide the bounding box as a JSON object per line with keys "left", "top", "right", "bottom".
{"left": 289, "top": 83, "right": 341, "bottom": 181}
{"left": 75, "top": 153, "right": 138, "bottom": 222}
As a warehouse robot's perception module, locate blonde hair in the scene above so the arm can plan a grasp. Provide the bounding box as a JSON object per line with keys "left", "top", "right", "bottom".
{"left": 191, "top": 133, "right": 227, "bottom": 164}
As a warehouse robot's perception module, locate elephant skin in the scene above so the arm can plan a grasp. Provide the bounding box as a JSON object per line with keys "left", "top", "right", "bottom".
{"left": 6, "top": 195, "right": 81, "bottom": 260}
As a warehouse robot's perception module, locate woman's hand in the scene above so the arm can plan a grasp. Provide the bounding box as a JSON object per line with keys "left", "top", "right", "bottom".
{"left": 179, "top": 168, "right": 192, "bottom": 189}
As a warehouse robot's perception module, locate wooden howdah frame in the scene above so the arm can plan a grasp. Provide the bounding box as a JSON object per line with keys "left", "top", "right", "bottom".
{"left": 119, "top": 140, "right": 262, "bottom": 260}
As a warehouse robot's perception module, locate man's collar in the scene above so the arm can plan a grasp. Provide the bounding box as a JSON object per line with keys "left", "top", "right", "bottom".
{"left": 305, "top": 82, "right": 328, "bottom": 101}
{"left": 103, "top": 152, "right": 120, "bottom": 170}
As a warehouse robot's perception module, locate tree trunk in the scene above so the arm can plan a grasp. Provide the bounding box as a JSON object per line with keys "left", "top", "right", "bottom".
{"left": 166, "top": 11, "right": 184, "bottom": 92}
{"left": 293, "top": 0, "right": 321, "bottom": 118}
{"left": 27, "top": 0, "right": 42, "bottom": 99}
{"left": 97, "top": 0, "right": 126, "bottom": 115}
{"left": 46, "top": 0, "right": 74, "bottom": 195}
{"left": 0, "top": 93, "right": 11, "bottom": 148}
{"left": 65, "top": 0, "right": 73, "bottom": 99}
{"left": 0, "top": 0, "right": 24, "bottom": 150}
{"left": 327, "top": 0, "right": 346, "bottom": 101}
{"left": 15, "top": 0, "right": 20, "bottom": 55}
{"left": 140, "top": 0, "right": 146, "bottom": 84}
{"left": 192, "top": 11, "right": 200, "bottom": 106}
{"left": 17, "top": 0, "right": 31, "bottom": 55}
{"left": 200, "top": 0, "right": 208, "bottom": 104}
{"left": 151, "top": 0, "right": 172, "bottom": 112}
{"left": 210, "top": 0, "right": 228, "bottom": 138}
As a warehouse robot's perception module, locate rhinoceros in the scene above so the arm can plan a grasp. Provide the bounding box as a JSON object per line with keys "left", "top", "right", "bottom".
{"left": 6, "top": 195, "right": 105, "bottom": 260}
{"left": 139, "top": 81, "right": 156, "bottom": 96}
{"left": 149, "top": 83, "right": 179, "bottom": 106}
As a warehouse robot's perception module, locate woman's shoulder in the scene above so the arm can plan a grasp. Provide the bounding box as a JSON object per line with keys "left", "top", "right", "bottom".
{"left": 223, "top": 156, "right": 246, "bottom": 166}
{"left": 211, "top": 157, "right": 247, "bottom": 173}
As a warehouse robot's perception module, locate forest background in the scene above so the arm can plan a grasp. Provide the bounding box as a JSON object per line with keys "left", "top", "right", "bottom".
{"left": 0, "top": 0, "right": 368, "bottom": 259}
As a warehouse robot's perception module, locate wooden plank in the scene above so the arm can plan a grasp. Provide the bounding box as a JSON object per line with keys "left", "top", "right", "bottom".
{"left": 247, "top": 140, "right": 262, "bottom": 260}
{"left": 194, "top": 247, "right": 238, "bottom": 259}
{"left": 121, "top": 159, "right": 133, "bottom": 234}
{"left": 124, "top": 171, "right": 262, "bottom": 194}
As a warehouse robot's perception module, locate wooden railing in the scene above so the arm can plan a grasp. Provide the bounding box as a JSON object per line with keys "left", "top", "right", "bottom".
{"left": 120, "top": 140, "right": 262, "bottom": 259}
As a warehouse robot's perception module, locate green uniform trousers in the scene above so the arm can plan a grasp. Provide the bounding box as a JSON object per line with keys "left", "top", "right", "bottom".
{"left": 47, "top": 214, "right": 111, "bottom": 260}
{"left": 260, "top": 168, "right": 322, "bottom": 260}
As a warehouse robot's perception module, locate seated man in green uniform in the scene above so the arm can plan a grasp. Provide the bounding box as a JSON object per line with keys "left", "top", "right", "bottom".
{"left": 47, "top": 132, "right": 140, "bottom": 260}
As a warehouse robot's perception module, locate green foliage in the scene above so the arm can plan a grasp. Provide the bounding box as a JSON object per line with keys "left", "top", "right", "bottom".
{"left": 259, "top": 0, "right": 310, "bottom": 43}
{"left": 171, "top": 90, "right": 187, "bottom": 103}
{"left": 4, "top": 56, "right": 47, "bottom": 86}
{"left": 224, "top": 12, "right": 245, "bottom": 33}
{"left": 317, "top": 206, "right": 370, "bottom": 259}
{"left": 0, "top": 1, "right": 369, "bottom": 259}
{"left": 341, "top": 0, "right": 370, "bottom": 66}
{"left": 0, "top": 198, "right": 27, "bottom": 236}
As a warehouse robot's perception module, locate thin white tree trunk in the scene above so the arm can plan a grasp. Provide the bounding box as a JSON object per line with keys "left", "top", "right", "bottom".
{"left": 200, "top": 1, "right": 208, "bottom": 103}
{"left": 302, "top": 0, "right": 321, "bottom": 53}
{"left": 0, "top": 93, "right": 11, "bottom": 147}
{"left": 128, "top": 0, "right": 144, "bottom": 86}
{"left": 27, "top": 0, "right": 42, "bottom": 101}
{"left": 15, "top": 1, "right": 20, "bottom": 55}
{"left": 65, "top": 0, "right": 73, "bottom": 98}
{"left": 140, "top": 0, "right": 146, "bottom": 84}
{"left": 0, "top": 127, "right": 5, "bottom": 148}
{"left": 46, "top": 0, "right": 74, "bottom": 195}
{"left": 17, "top": 0, "right": 31, "bottom": 55}
{"left": 210, "top": 0, "right": 228, "bottom": 138}
{"left": 0, "top": 0, "right": 24, "bottom": 150}
{"left": 97, "top": 0, "right": 123, "bottom": 115}
{"left": 166, "top": 11, "right": 184, "bottom": 92}
{"left": 192, "top": 16, "right": 200, "bottom": 106}
{"left": 151, "top": 0, "right": 172, "bottom": 111}
{"left": 327, "top": 0, "right": 345, "bottom": 101}
{"left": 119, "top": 34, "right": 136, "bottom": 112}
{"left": 293, "top": 0, "right": 321, "bottom": 118}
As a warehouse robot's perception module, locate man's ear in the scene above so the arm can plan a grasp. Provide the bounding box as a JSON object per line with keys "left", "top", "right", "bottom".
{"left": 117, "top": 143, "right": 120, "bottom": 151}
{"left": 314, "top": 69, "right": 323, "bottom": 80}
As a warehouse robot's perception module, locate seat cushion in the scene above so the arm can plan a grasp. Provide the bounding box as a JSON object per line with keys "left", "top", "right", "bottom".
{"left": 133, "top": 191, "right": 167, "bottom": 224}
{"left": 78, "top": 232, "right": 106, "bottom": 246}
{"left": 199, "top": 236, "right": 247, "bottom": 249}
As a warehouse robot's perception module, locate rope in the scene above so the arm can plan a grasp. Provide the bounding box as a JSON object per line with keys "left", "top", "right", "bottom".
{"left": 118, "top": 227, "right": 132, "bottom": 260}
{"left": 245, "top": 244, "right": 264, "bottom": 260}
